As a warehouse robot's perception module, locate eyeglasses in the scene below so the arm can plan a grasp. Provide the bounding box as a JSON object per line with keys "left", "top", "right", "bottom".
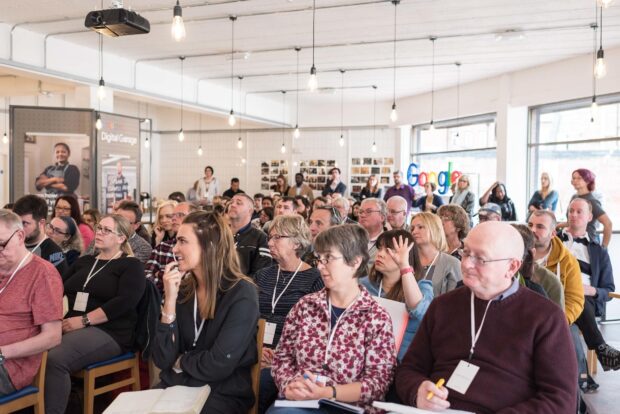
{"left": 46, "top": 223, "right": 69, "bottom": 236}
{"left": 95, "top": 225, "right": 120, "bottom": 236}
{"left": 267, "top": 234, "right": 292, "bottom": 242}
{"left": 0, "top": 230, "right": 18, "bottom": 251}
{"left": 358, "top": 209, "right": 381, "bottom": 216}
{"left": 458, "top": 249, "right": 513, "bottom": 267}
{"left": 55, "top": 206, "right": 72, "bottom": 212}
{"left": 172, "top": 212, "right": 187, "bottom": 219}
{"left": 387, "top": 209, "right": 405, "bottom": 215}
{"left": 313, "top": 254, "right": 344, "bottom": 265}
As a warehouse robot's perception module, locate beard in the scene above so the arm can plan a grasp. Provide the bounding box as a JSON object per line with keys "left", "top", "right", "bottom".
{"left": 25, "top": 226, "right": 41, "bottom": 245}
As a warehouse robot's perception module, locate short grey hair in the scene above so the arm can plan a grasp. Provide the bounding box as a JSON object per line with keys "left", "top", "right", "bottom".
{"left": 268, "top": 215, "right": 312, "bottom": 258}
{"left": 386, "top": 195, "right": 407, "bottom": 210}
{"left": 529, "top": 210, "right": 557, "bottom": 230}
{"left": 332, "top": 197, "right": 350, "bottom": 212}
{"left": 0, "top": 209, "right": 23, "bottom": 231}
{"left": 361, "top": 197, "right": 387, "bottom": 217}
{"left": 314, "top": 224, "right": 369, "bottom": 278}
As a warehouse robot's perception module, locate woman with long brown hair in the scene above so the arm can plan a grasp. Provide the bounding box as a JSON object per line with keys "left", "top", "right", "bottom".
{"left": 153, "top": 211, "right": 259, "bottom": 413}
{"left": 360, "top": 175, "right": 382, "bottom": 200}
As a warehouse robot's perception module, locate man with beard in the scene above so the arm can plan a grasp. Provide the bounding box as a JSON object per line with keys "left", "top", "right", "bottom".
{"left": 13, "top": 195, "right": 68, "bottom": 275}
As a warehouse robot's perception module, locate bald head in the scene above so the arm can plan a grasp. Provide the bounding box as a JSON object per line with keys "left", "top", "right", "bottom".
{"left": 471, "top": 222, "right": 524, "bottom": 260}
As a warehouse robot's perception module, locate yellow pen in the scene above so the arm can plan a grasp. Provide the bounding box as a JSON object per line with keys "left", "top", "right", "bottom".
{"left": 426, "top": 378, "right": 445, "bottom": 400}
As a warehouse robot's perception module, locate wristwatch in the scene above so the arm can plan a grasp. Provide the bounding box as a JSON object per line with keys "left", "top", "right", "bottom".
{"left": 81, "top": 314, "right": 91, "bottom": 327}
{"left": 330, "top": 385, "right": 337, "bottom": 400}
{"left": 0, "top": 347, "right": 5, "bottom": 365}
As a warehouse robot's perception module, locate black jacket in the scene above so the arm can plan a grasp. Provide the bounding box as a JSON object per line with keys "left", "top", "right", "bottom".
{"left": 234, "top": 222, "right": 272, "bottom": 277}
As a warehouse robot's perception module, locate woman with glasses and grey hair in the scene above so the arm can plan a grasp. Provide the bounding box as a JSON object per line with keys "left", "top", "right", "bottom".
{"left": 267, "top": 224, "right": 396, "bottom": 413}
{"left": 257, "top": 215, "right": 324, "bottom": 413}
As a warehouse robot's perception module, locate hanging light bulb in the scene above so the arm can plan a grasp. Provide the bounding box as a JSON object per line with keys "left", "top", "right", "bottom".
{"left": 429, "top": 120, "right": 435, "bottom": 132}
{"left": 591, "top": 96, "right": 599, "bottom": 122}
{"left": 597, "top": 0, "right": 615, "bottom": 8}
{"left": 97, "top": 78, "right": 106, "bottom": 101}
{"left": 178, "top": 128, "right": 185, "bottom": 142}
{"left": 171, "top": 0, "right": 186, "bottom": 42}
{"left": 371, "top": 141, "right": 377, "bottom": 153}
{"left": 237, "top": 136, "right": 243, "bottom": 149}
{"left": 95, "top": 116, "right": 102, "bottom": 130}
{"left": 308, "top": 66, "right": 318, "bottom": 91}
{"left": 241, "top": 157, "right": 246, "bottom": 164}
{"left": 2, "top": 132, "right": 8, "bottom": 144}
{"left": 197, "top": 145, "right": 203, "bottom": 156}
{"left": 144, "top": 137, "right": 150, "bottom": 148}
{"left": 339, "top": 134, "right": 345, "bottom": 147}
{"left": 594, "top": 48, "right": 607, "bottom": 79}
{"left": 281, "top": 143, "right": 286, "bottom": 154}
{"left": 228, "top": 110, "right": 236, "bottom": 127}
{"left": 390, "top": 103, "right": 398, "bottom": 122}
{"left": 293, "top": 125, "right": 300, "bottom": 139}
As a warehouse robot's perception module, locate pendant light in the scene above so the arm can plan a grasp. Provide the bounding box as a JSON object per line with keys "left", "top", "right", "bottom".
{"left": 308, "top": 0, "right": 318, "bottom": 91}
{"left": 591, "top": 21, "right": 599, "bottom": 123}
{"left": 594, "top": 6, "right": 607, "bottom": 79}
{"left": 228, "top": 16, "right": 237, "bottom": 126}
{"left": 97, "top": 33, "right": 106, "bottom": 101}
{"left": 237, "top": 76, "right": 244, "bottom": 149}
{"left": 597, "top": 0, "right": 615, "bottom": 8}
{"left": 389, "top": 0, "right": 400, "bottom": 122}
{"left": 95, "top": 113, "right": 102, "bottom": 130}
{"left": 293, "top": 47, "right": 301, "bottom": 138}
{"left": 455, "top": 62, "right": 461, "bottom": 138}
{"left": 178, "top": 56, "right": 185, "bottom": 142}
{"left": 372, "top": 85, "right": 378, "bottom": 153}
{"left": 2, "top": 97, "right": 8, "bottom": 144}
{"left": 171, "top": 0, "right": 186, "bottom": 42}
{"left": 197, "top": 114, "right": 203, "bottom": 156}
{"left": 144, "top": 103, "right": 151, "bottom": 148}
{"left": 281, "top": 91, "right": 287, "bottom": 153}
{"left": 339, "top": 69, "right": 345, "bottom": 147}
{"left": 429, "top": 36, "right": 437, "bottom": 131}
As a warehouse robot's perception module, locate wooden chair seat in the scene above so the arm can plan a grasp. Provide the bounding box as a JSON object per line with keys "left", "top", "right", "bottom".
{"left": 0, "top": 351, "right": 47, "bottom": 414}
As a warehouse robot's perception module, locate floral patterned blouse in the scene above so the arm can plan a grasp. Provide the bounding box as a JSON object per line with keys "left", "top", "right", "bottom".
{"left": 272, "top": 287, "right": 396, "bottom": 412}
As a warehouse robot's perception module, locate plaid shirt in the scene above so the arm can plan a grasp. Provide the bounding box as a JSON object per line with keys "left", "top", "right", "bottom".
{"left": 145, "top": 237, "right": 176, "bottom": 294}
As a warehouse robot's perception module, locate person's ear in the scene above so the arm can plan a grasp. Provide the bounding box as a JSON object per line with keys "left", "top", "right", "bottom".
{"left": 508, "top": 258, "right": 522, "bottom": 278}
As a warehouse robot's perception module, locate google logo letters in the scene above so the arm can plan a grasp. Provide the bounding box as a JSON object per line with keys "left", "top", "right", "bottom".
{"left": 407, "top": 161, "right": 462, "bottom": 195}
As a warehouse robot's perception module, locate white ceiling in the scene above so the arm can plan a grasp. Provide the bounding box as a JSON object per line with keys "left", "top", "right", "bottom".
{"left": 2, "top": 0, "right": 620, "bottom": 105}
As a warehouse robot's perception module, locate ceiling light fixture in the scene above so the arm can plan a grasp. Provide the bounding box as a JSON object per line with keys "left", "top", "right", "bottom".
{"left": 178, "top": 56, "right": 185, "bottom": 142}
{"left": 372, "top": 85, "right": 378, "bottom": 153}
{"left": 95, "top": 113, "right": 102, "bottom": 130}
{"left": 597, "top": 0, "right": 615, "bottom": 8}
{"left": 389, "top": 0, "right": 400, "bottom": 122}
{"left": 237, "top": 75, "right": 244, "bottom": 149}
{"left": 171, "top": 0, "right": 186, "bottom": 42}
{"left": 308, "top": 0, "right": 318, "bottom": 91}
{"left": 594, "top": 6, "right": 607, "bottom": 79}
{"left": 455, "top": 61, "right": 461, "bottom": 138}
{"left": 228, "top": 16, "right": 237, "bottom": 127}
{"left": 97, "top": 33, "right": 106, "bottom": 101}
{"left": 2, "top": 97, "right": 8, "bottom": 144}
{"left": 429, "top": 36, "right": 437, "bottom": 132}
{"left": 591, "top": 21, "right": 599, "bottom": 123}
{"left": 281, "top": 90, "right": 287, "bottom": 153}
{"left": 339, "top": 69, "right": 345, "bottom": 147}
{"left": 197, "top": 114, "right": 203, "bottom": 156}
{"left": 294, "top": 47, "right": 301, "bottom": 138}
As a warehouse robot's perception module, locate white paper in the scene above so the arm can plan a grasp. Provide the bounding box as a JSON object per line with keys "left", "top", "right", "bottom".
{"left": 263, "top": 321, "right": 277, "bottom": 345}
{"left": 374, "top": 296, "right": 410, "bottom": 351}
{"left": 274, "top": 399, "right": 320, "bottom": 408}
{"left": 372, "top": 401, "right": 474, "bottom": 413}
{"left": 446, "top": 360, "right": 480, "bottom": 395}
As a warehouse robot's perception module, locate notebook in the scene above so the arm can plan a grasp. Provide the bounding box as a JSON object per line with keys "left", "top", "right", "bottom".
{"left": 372, "top": 401, "right": 474, "bottom": 413}
{"left": 103, "top": 385, "right": 211, "bottom": 414}
{"left": 274, "top": 399, "right": 364, "bottom": 413}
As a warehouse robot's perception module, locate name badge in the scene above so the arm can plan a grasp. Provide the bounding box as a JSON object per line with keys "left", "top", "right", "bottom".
{"left": 263, "top": 322, "right": 277, "bottom": 345}
{"left": 446, "top": 360, "right": 480, "bottom": 395}
{"left": 74, "top": 292, "right": 89, "bottom": 312}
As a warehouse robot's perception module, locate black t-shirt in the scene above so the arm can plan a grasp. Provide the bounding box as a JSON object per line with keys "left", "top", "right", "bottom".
{"left": 64, "top": 255, "right": 146, "bottom": 350}
{"left": 222, "top": 188, "right": 245, "bottom": 198}
{"left": 27, "top": 238, "right": 68, "bottom": 276}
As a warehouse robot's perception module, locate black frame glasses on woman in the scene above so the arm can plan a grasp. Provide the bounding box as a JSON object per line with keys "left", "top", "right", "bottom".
{"left": 95, "top": 225, "right": 121, "bottom": 236}
{"left": 46, "top": 223, "right": 69, "bottom": 236}
{"left": 313, "top": 254, "right": 344, "bottom": 265}
{"left": 0, "top": 230, "right": 18, "bottom": 251}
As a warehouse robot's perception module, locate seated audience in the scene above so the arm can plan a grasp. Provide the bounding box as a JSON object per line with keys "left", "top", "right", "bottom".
{"left": 82, "top": 208, "right": 101, "bottom": 232}
{"left": 268, "top": 225, "right": 396, "bottom": 413}
{"left": 263, "top": 197, "right": 298, "bottom": 233}
{"left": 150, "top": 200, "right": 178, "bottom": 247}
{"left": 46, "top": 214, "right": 145, "bottom": 414}
{"left": 477, "top": 202, "right": 502, "bottom": 222}
{"left": 310, "top": 196, "right": 328, "bottom": 215}
{"left": 262, "top": 196, "right": 275, "bottom": 209}
{"left": 0, "top": 210, "right": 63, "bottom": 397}
{"left": 53, "top": 195, "right": 95, "bottom": 250}
{"left": 396, "top": 222, "right": 577, "bottom": 413}
{"left": 360, "top": 175, "right": 383, "bottom": 200}
{"left": 253, "top": 193, "right": 265, "bottom": 220}
{"left": 360, "top": 230, "right": 433, "bottom": 361}
{"left": 223, "top": 177, "right": 245, "bottom": 198}
{"left": 168, "top": 191, "right": 186, "bottom": 203}
{"left": 322, "top": 167, "right": 347, "bottom": 197}
{"left": 349, "top": 201, "right": 361, "bottom": 223}
{"left": 272, "top": 174, "right": 291, "bottom": 196}
{"left": 437, "top": 204, "right": 470, "bottom": 260}
{"left": 358, "top": 197, "right": 387, "bottom": 266}
{"left": 411, "top": 212, "right": 461, "bottom": 296}
{"left": 479, "top": 181, "right": 516, "bottom": 221}
{"left": 413, "top": 182, "right": 444, "bottom": 213}
{"left": 46, "top": 216, "right": 83, "bottom": 266}
{"left": 152, "top": 211, "right": 259, "bottom": 413}
{"left": 449, "top": 174, "right": 475, "bottom": 220}
{"left": 308, "top": 206, "right": 341, "bottom": 241}
{"left": 332, "top": 197, "right": 353, "bottom": 224}
{"left": 254, "top": 207, "right": 274, "bottom": 230}
{"left": 386, "top": 196, "right": 410, "bottom": 231}
{"left": 287, "top": 173, "right": 314, "bottom": 201}
{"left": 257, "top": 215, "right": 324, "bottom": 412}
{"left": 114, "top": 200, "right": 153, "bottom": 263}
{"left": 294, "top": 195, "right": 312, "bottom": 219}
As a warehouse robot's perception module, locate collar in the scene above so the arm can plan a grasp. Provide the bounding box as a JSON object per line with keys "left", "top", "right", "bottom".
{"left": 561, "top": 228, "right": 590, "bottom": 243}
{"left": 234, "top": 220, "right": 252, "bottom": 236}
{"left": 490, "top": 277, "right": 520, "bottom": 301}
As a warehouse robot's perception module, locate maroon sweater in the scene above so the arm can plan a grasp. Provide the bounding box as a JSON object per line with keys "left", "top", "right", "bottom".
{"left": 395, "top": 286, "right": 577, "bottom": 414}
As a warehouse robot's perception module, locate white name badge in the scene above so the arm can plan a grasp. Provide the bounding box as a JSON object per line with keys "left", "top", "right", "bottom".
{"left": 263, "top": 322, "right": 277, "bottom": 345}
{"left": 73, "top": 292, "right": 89, "bottom": 312}
{"left": 446, "top": 360, "right": 480, "bottom": 395}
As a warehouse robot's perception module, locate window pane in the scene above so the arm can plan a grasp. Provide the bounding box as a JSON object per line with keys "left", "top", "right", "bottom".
{"left": 418, "top": 121, "right": 496, "bottom": 153}
{"left": 538, "top": 102, "right": 620, "bottom": 144}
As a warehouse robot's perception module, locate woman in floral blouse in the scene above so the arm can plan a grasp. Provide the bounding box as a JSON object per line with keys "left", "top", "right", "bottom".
{"left": 267, "top": 224, "right": 396, "bottom": 413}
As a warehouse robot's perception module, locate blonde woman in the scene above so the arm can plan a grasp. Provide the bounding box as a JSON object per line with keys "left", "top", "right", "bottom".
{"left": 45, "top": 214, "right": 145, "bottom": 414}
{"left": 528, "top": 172, "right": 558, "bottom": 213}
{"left": 151, "top": 200, "right": 178, "bottom": 247}
{"left": 449, "top": 174, "right": 475, "bottom": 218}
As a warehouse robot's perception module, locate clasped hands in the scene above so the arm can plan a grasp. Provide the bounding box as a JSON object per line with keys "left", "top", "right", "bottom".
{"left": 284, "top": 371, "right": 332, "bottom": 401}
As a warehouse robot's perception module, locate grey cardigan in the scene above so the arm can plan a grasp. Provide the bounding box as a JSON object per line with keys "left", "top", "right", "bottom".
{"left": 427, "top": 252, "right": 462, "bottom": 297}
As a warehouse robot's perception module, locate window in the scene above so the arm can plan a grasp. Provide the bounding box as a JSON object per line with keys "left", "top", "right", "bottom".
{"left": 411, "top": 114, "right": 497, "bottom": 198}
{"left": 529, "top": 95, "right": 620, "bottom": 223}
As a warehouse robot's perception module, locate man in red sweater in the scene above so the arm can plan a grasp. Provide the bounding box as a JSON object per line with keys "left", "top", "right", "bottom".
{"left": 396, "top": 221, "right": 577, "bottom": 413}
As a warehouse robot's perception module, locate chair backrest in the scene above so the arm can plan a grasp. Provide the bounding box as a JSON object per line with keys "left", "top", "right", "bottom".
{"left": 249, "top": 319, "right": 266, "bottom": 414}
{"left": 33, "top": 351, "right": 48, "bottom": 389}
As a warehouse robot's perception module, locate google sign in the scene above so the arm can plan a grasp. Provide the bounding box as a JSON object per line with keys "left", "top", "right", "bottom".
{"left": 406, "top": 161, "right": 462, "bottom": 195}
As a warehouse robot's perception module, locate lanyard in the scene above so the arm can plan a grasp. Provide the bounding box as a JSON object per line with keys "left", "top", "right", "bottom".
{"left": 0, "top": 252, "right": 32, "bottom": 296}
{"left": 29, "top": 238, "right": 46, "bottom": 255}
{"left": 423, "top": 251, "right": 440, "bottom": 280}
{"left": 271, "top": 261, "right": 303, "bottom": 314}
{"left": 324, "top": 294, "right": 359, "bottom": 368}
{"left": 192, "top": 293, "right": 206, "bottom": 348}
{"left": 469, "top": 291, "right": 493, "bottom": 360}
{"left": 83, "top": 251, "right": 122, "bottom": 289}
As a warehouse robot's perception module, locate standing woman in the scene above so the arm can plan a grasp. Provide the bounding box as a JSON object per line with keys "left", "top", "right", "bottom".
{"left": 528, "top": 172, "right": 559, "bottom": 213}
{"left": 414, "top": 182, "right": 444, "bottom": 213}
{"left": 153, "top": 212, "right": 259, "bottom": 413}
{"left": 360, "top": 175, "right": 382, "bottom": 200}
{"left": 268, "top": 225, "right": 396, "bottom": 413}
{"left": 53, "top": 195, "right": 94, "bottom": 251}
{"left": 449, "top": 174, "right": 475, "bottom": 219}
{"left": 570, "top": 168, "right": 613, "bottom": 247}
{"left": 479, "top": 181, "right": 517, "bottom": 221}
{"left": 46, "top": 216, "right": 83, "bottom": 266}
{"left": 45, "top": 215, "right": 145, "bottom": 414}
{"left": 360, "top": 230, "right": 433, "bottom": 361}
{"left": 197, "top": 166, "right": 219, "bottom": 205}
{"left": 151, "top": 200, "right": 177, "bottom": 247}
{"left": 410, "top": 212, "right": 461, "bottom": 296}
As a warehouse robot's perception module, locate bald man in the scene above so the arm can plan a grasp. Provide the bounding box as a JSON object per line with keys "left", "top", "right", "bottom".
{"left": 396, "top": 222, "right": 577, "bottom": 413}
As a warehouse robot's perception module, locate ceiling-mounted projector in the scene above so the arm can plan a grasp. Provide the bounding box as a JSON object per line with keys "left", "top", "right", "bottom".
{"left": 85, "top": 8, "right": 150, "bottom": 37}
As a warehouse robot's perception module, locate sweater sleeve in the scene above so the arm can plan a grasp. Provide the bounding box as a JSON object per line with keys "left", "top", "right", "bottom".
{"left": 152, "top": 320, "right": 182, "bottom": 370}
{"left": 100, "top": 259, "right": 146, "bottom": 321}
{"left": 562, "top": 254, "right": 585, "bottom": 325}
{"left": 272, "top": 300, "right": 305, "bottom": 390}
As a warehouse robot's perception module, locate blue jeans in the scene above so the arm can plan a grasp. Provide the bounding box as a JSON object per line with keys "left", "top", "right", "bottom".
{"left": 259, "top": 368, "right": 279, "bottom": 414}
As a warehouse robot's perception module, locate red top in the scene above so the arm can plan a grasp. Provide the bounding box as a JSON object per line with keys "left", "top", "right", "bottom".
{"left": 79, "top": 223, "right": 95, "bottom": 251}
{"left": 0, "top": 255, "right": 63, "bottom": 390}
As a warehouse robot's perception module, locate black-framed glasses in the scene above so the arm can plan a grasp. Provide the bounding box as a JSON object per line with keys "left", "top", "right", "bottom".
{"left": 267, "top": 234, "right": 292, "bottom": 242}
{"left": 95, "top": 225, "right": 120, "bottom": 236}
{"left": 0, "top": 230, "right": 18, "bottom": 251}
{"left": 313, "top": 254, "right": 344, "bottom": 265}
{"left": 458, "top": 249, "right": 513, "bottom": 267}
{"left": 46, "top": 223, "right": 69, "bottom": 236}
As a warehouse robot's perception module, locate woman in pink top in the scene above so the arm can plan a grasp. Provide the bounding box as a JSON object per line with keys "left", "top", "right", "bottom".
{"left": 53, "top": 195, "right": 94, "bottom": 252}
